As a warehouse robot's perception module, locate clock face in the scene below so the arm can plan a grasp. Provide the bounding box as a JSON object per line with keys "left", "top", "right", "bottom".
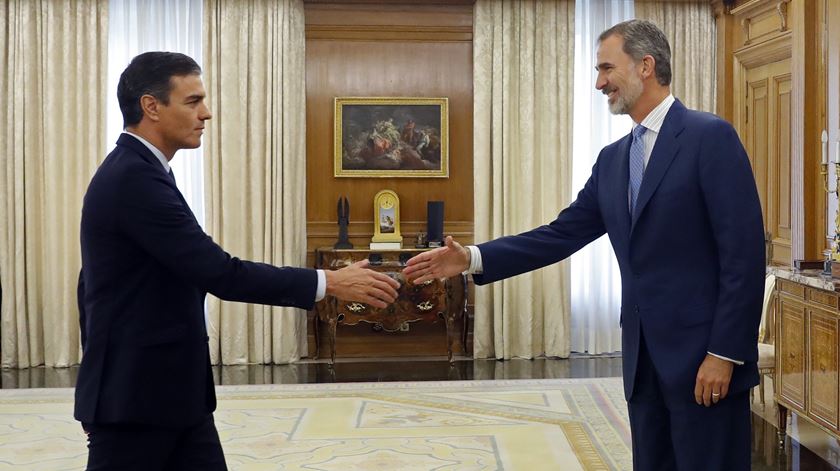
{"left": 380, "top": 194, "right": 395, "bottom": 209}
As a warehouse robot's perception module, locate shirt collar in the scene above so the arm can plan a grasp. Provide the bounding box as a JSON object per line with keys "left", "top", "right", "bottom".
{"left": 123, "top": 131, "right": 170, "bottom": 172}
{"left": 634, "top": 94, "right": 675, "bottom": 134}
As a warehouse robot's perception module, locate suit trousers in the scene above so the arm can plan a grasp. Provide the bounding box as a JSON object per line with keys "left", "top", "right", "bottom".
{"left": 83, "top": 413, "right": 227, "bottom": 471}
{"left": 628, "top": 330, "right": 751, "bottom": 471}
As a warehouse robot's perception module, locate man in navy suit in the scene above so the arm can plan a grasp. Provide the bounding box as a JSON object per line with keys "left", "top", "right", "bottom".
{"left": 405, "top": 20, "right": 764, "bottom": 470}
{"left": 76, "top": 52, "right": 400, "bottom": 470}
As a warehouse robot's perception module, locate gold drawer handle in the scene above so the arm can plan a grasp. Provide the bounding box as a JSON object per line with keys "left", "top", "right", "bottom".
{"left": 417, "top": 301, "right": 434, "bottom": 311}
{"left": 346, "top": 303, "right": 365, "bottom": 312}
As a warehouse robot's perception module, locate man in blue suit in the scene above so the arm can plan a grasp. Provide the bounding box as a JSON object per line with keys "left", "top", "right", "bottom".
{"left": 76, "top": 52, "right": 400, "bottom": 470}
{"left": 404, "top": 20, "right": 764, "bottom": 470}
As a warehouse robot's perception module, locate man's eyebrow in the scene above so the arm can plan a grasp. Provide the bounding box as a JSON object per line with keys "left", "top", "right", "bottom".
{"left": 595, "top": 61, "right": 613, "bottom": 71}
{"left": 184, "top": 93, "right": 205, "bottom": 102}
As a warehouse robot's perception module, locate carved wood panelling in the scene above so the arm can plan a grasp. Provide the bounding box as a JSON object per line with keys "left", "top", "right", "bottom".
{"left": 724, "top": 0, "right": 827, "bottom": 261}
{"left": 807, "top": 287, "right": 839, "bottom": 310}
{"left": 779, "top": 278, "right": 805, "bottom": 298}
{"left": 778, "top": 294, "right": 806, "bottom": 411}
{"left": 773, "top": 72, "right": 793, "bottom": 264}
{"left": 304, "top": 3, "right": 474, "bottom": 357}
{"left": 807, "top": 307, "right": 839, "bottom": 430}
{"left": 731, "top": 0, "right": 791, "bottom": 49}
{"left": 776, "top": 278, "right": 840, "bottom": 441}
{"left": 305, "top": 4, "right": 474, "bottom": 250}
{"left": 736, "top": 45, "right": 791, "bottom": 265}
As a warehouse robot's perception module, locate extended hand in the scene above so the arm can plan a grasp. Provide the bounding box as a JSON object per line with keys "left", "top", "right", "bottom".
{"left": 403, "top": 236, "right": 469, "bottom": 284}
{"left": 325, "top": 260, "right": 400, "bottom": 309}
{"left": 694, "top": 354, "right": 734, "bottom": 407}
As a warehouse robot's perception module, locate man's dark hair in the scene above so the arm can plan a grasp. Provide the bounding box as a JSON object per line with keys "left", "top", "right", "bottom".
{"left": 117, "top": 52, "right": 202, "bottom": 128}
{"left": 598, "top": 19, "right": 672, "bottom": 86}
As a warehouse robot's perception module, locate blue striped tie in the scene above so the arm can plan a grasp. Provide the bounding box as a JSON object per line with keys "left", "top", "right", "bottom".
{"left": 629, "top": 125, "right": 647, "bottom": 215}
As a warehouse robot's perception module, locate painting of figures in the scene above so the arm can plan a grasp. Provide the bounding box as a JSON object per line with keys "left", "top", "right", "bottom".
{"left": 334, "top": 97, "right": 449, "bottom": 177}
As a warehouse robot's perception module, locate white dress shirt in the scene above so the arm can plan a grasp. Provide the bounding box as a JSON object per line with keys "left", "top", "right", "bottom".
{"left": 122, "top": 131, "right": 326, "bottom": 302}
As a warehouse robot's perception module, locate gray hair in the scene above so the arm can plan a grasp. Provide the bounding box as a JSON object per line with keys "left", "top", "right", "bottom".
{"left": 598, "top": 19, "right": 672, "bottom": 86}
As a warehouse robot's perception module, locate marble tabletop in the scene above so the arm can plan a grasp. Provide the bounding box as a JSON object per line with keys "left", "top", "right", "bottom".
{"left": 767, "top": 266, "right": 840, "bottom": 292}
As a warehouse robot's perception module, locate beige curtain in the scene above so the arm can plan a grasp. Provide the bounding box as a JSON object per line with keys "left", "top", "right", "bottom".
{"left": 473, "top": 0, "right": 575, "bottom": 359}
{"left": 635, "top": 0, "right": 716, "bottom": 112}
{"left": 204, "top": 0, "right": 308, "bottom": 365}
{"left": 0, "top": 0, "right": 107, "bottom": 368}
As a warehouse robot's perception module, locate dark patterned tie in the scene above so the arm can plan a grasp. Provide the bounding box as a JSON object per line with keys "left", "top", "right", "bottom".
{"left": 629, "top": 125, "right": 647, "bottom": 216}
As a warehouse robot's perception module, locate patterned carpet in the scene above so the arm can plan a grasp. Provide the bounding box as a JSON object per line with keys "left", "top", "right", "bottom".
{"left": 0, "top": 377, "right": 631, "bottom": 470}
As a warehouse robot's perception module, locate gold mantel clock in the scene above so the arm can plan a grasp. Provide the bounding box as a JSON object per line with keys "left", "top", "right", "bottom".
{"left": 371, "top": 189, "right": 402, "bottom": 245}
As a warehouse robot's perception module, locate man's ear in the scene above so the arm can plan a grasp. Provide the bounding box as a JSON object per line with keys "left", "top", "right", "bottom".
{"left": 139, "top": 95, "right": 161, "bottom": 122}
{"left": 641, "top": 55, "right": 656, "bottom": 80}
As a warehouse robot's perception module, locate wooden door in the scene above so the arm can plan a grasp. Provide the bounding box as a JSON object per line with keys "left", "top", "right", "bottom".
{"left": 743, "top": 59, "right": 792, "bottom": 265}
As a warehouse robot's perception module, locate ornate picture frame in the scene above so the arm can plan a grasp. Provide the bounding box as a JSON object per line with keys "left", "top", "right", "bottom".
{"left": 334, "top": 97, "right": 449, "bottom": 178}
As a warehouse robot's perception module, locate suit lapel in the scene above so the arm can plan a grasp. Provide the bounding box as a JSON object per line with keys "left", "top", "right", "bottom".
{"left": 630, "top": 101, "right": 686, "bottom": 234}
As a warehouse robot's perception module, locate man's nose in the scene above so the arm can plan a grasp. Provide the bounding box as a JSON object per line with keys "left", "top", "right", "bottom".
{"left": 595, "top": 77, "right": 606, "bottom": 91}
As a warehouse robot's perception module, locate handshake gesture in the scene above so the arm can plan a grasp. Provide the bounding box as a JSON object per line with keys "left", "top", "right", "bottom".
{"left": 402, "top": 236, "right": 470, "bottom": 283}
{"left": 324, "top": 236, "right": 469, "bottom": 308}
{"left": 325, "top": 260, "right": 401, "bottom": 308}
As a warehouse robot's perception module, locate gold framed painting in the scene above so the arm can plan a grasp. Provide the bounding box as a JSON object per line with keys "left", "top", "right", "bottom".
{"left": 334, "top": 97, "right": 449, "bottom": 178}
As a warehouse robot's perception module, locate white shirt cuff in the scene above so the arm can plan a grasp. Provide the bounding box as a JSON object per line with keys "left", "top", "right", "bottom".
{"left": 707, "top": 351, "right": 743, "bottom": 365}
{"left": 315, "top": 269, "right": 326, "bottom": 302}
{"left": 466, "top": 245, "right": 484, "bottom": 274}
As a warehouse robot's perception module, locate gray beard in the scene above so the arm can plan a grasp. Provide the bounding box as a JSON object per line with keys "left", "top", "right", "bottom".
{"left": 607, "top": 79, "right": 643, "bottom": 115}
{"left": 609, "top": 97, "right": 632, "bottom": 115}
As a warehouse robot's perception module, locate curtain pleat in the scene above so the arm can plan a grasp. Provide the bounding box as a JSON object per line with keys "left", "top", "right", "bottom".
{"left": 204, "top": 0, "right": 308, "bottom": 365}
{"left": 0, "top": 0, "right": 107, "bottom": 368}
{"left": 473, "top": 0, "right": 575, "bottom": 359}
{"left": 635, "top": 0, "right": 717, "bottom": 112}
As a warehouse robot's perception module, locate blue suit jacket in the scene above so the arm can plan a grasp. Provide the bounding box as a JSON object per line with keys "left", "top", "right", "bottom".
{"left": 474, "top": 100, "right": 765, "bottom": 401}
{"left": 75, "top": 133, "right": 317, "bottom": 427}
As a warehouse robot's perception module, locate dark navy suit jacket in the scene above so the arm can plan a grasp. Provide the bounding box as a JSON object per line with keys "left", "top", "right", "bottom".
{"left": 75, "top": 133, "right": 317, "bottom": 427}
{"left": 473, "top": 100, "right": 765, "bottom": 401}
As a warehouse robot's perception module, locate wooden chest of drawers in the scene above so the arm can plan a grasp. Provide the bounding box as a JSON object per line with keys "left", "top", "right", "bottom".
{"left": 314, "top": 248, "right": 467, "bottom": 365}
{"left": 775, "top": 277, "right": 840, "bottom": 441}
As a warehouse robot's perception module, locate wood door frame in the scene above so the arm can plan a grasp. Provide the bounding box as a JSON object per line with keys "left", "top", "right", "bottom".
{"left": 734, "top": 32, "right": 792, "bottom": 265}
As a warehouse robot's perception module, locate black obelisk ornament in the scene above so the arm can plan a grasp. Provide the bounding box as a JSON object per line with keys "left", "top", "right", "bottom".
{"left": 334, "top": 196, "right": 352, "bottom": 249}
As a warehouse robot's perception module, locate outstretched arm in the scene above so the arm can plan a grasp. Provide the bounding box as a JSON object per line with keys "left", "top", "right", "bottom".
{"left": 408, "top": 152, "right": 609, "bottom": 286}
{"left": 326, "top": 259, "right": 400, "bottom": 308}
{"left": 403, "top": 236, "right": 469, "bottom": 284}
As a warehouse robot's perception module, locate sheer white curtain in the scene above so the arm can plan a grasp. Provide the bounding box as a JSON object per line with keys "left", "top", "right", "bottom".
{"left": 570, "top": 0, "right": 634, "bottom": 355}
{"left": 107, "top": 0, "right": 205, "bottom": 227}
